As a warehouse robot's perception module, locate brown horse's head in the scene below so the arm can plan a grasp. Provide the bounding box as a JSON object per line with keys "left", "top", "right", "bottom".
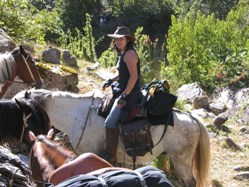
{"left": 11, "top": 45, "right": 43, "bottom": 89}
{"left": 29, "top": 129, "right": 77, "bottom": 183}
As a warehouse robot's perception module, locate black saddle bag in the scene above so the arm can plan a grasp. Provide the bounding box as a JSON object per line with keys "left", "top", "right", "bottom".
{"left": 121, "top": 119, "right": 153, "bottom": 161}
{"left": 97, "top": 93, "right": 115, "bottom": 118}
{"left": 147, "top": 92, "right": 177, "bottom": 116}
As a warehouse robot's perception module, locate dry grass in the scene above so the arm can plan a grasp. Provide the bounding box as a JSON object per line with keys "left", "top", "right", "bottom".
{"left": 209, "top": 122, "right": 249, "bottom": 187}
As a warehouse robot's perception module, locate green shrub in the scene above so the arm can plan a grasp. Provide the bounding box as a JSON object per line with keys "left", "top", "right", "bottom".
{"left": 165, "top": 4, "right": 249, "bottom": 93}
{"left": 59, "top": 13, "right": 97, "bottom": 62}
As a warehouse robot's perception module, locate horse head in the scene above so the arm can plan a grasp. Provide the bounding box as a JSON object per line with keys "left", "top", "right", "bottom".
{"left": 11, "top": 45, "right": 43, "bottom": 89}
{"left": 29, "top": 129, "right": 77, "bottom": 184}
{"left": 14, "top": 98, "right": 51, "bottom": 145}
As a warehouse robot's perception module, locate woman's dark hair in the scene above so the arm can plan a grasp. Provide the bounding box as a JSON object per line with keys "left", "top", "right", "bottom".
{"left": 111, "top": 37, "right": 134, "bottom": 55}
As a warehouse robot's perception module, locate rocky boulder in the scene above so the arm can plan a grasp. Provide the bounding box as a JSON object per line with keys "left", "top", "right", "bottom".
{"left": 175, "top": 82, "right": 207, "bottom": 103}
{"left": 0, "top": 28, "right": 16, "bottom": 52}
{"left": 42, "top": 47, "right": 61, "bottom": 64}
{"left": 62, "top": 50, "right": 78, "bottom": 67}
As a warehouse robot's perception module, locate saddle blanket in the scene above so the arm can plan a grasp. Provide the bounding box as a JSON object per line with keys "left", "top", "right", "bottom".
{"left": 46, "top": 166, "right": 174, "bottom": 187}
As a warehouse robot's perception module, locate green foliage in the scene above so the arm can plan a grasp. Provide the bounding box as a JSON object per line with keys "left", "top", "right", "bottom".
{"left": 0, "top": 0, "right": 62, "bottom": 43}
{"left": 24, "top": 10, "right": 62, "bottom": 44}
{"left": 135, "top": 27, "right": 168, "bottom": 84}
{"left": 165, "top": 4, "right": 249, "bottom": 93}
{"left": 59, "top": 13, "right": 97, "bottom": 62}
{"left": 54, "top": 0, "right": 100, "bottom": 33}
{"left": 0, "top": 0, "right": 27, "bottom": 38}
{"left": 98, "top": 47, "right": 117, "bottom": 68}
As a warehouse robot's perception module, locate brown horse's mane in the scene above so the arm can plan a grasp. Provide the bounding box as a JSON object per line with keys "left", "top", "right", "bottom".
{"left": 36, "top": 135, "right": 77, "bottom": 158}
{"left": 31, "top": 134, "right": 77, "bottom": 182}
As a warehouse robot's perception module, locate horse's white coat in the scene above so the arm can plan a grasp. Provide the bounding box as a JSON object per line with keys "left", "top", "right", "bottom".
{"left": 14, "top": 89, "right": 210, "bottom": 187}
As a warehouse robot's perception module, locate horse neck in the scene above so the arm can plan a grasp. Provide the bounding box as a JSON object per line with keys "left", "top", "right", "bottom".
{"left": 0, "top": 53, "right": 16, "bottom": 82}
{"left": 0, "top": 54, "right": 16, "bottom": 98}
{"left": 31, "top": 138, "right": 77, "bottom": 181}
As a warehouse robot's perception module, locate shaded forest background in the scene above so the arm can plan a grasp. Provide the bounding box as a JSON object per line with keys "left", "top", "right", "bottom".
{"left": 1, "top": 0, "right": 248, "bottom": 93}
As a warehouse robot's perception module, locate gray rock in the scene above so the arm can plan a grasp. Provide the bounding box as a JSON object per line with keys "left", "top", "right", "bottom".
{"left": 176, "top": 82, "right": 207, "bottom": 103}
{"left": 209, "top": 101, "right": 226, "bottom": 115}
{"left": 0, "top": 146, "right": 31, "bottom": 186}
{"left": 234, "top": 165, "right": 249, "bottom": 171}
{"left": 225, "top": 137, "right": 242, "bottom": 151}
{"left": 234, "top": 171, "right": 249, "bottom": 180}
{"left": 62, "top": 50, "right": 77, "bottom": 67}
{"left": 0, "top": 28, "right": 16, "bottom": 53}
{"left": 42, "top": 47, "right": 61, "bottom": 64}
{"left": 192, "top": 96, "right": 209, "bottom": 109}
{"left": 213, "top": 113, "right": 229, "bottom": 127}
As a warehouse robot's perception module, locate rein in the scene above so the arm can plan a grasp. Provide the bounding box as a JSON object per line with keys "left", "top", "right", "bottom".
{"left": 21, "top": 54, "right": 35, "bottom": 82}
{"left": 75, "top": 92, "right": 96, "bottom": 151}
{"left": 20, "top": 112, "right": 32, "bottom": 142}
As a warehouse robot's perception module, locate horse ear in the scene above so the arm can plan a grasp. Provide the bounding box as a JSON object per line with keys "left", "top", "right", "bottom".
{"left": 47, "top": 128, "right": 55, "bottom": 140}
{"left": 24, "top": 90, "right": 31, "bottom": 99}
{"left": 15, "top": 98, "right": 23, "bottom": 110}
{"left": 19, "top": 45, "right": 26, "bottom": 55}
{"left": 29, "top": 131, "right": 37, "bottom": 142}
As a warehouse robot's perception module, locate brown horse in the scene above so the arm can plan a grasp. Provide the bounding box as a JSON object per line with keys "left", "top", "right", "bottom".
{"left": 0, "top": 45, "right": 42, "bottom": 98}
{"left": 29, "top": 129, "right": 113, "bottom": 185}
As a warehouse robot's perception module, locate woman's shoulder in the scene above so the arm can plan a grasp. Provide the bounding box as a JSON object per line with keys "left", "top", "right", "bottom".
{"left": 124, "top": 48, "right": 137, "bottom": 58}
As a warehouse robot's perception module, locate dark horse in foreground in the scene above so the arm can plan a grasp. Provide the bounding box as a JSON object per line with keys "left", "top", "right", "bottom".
{"left": 0, "top": 98, "right": 51, "bottom": 145}
{"left": 29, "top": 129, "right": 174, "bottom": 187}
{"left": 0, "top": 45, "right": 43, "bottom": 98}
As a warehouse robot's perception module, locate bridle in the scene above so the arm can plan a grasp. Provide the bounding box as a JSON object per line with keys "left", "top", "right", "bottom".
{"left": 20, "top": 112, "right": 32, "bottom": 142}
{"left": 21, "top": 54, "right": 36, "bottom": 82}
{"left": 6, "top": 54, "right": 36, "bottom": 84}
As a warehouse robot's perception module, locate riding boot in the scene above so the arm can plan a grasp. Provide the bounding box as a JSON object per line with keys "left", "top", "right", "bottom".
{"left": 106, "top": 128, "right": 119, "bottom": 164}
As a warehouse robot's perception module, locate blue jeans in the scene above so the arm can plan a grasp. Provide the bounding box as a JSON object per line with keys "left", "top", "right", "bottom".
{"left": 104, "top": 99, "right": 121, "bottom": 128}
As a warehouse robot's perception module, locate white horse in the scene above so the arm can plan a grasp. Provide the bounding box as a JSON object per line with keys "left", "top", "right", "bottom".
{"left": 14, "top": 89, "right": 210, "bottom": 187}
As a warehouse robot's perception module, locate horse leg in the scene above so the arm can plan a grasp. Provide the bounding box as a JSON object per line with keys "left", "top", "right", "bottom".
{"left": 169, "top": 155, "right": 196, "bottom": 187}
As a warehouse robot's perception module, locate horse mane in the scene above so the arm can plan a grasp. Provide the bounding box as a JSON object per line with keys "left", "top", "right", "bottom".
{"left": 0, "top": 53, "right": 15, "bottom": 83}
{"left": 26, "top": 99, "right": 52, "bottom": 135}
{"left": 37, "top": 134, "right": 77, "bottom": 158}
{"left": 31, "top": 134, "right": 77, "bottom": 181}
{"left": 0, "top": 99, "right": 23, "bottom": 139}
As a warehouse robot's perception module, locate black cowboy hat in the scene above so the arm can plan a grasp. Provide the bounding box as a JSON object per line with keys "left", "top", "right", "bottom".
{"left": 107, "top": 26, "right": 135, "bottom": 42}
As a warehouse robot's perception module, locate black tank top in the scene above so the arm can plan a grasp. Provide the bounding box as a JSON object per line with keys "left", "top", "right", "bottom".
{"left": 116, "top": 48, "right": 141, "bottom": 91}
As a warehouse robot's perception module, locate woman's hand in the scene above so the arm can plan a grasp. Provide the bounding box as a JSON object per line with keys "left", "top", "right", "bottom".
{"left": 117, "top": 93, "right": 128, "bottom": 108}
{"left": 102, "top": 79, "right": 113, "bottom": 91}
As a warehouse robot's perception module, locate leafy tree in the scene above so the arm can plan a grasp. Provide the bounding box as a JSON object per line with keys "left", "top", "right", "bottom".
{"left": 0, "top": 0, "right": 27, "bottom": 38}
{"left": 59, "top": 13, "right": 97, "bottom": 62}
{"left": 165, "top": 3, "right": 249, "bottom": 92}
{"left": 54, "top": 0, "right": 101, "bottom": 34}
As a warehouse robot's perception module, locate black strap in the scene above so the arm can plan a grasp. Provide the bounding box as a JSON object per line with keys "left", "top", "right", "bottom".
{"left": 152, "top": 111, "right": 172, "bottom": 148}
